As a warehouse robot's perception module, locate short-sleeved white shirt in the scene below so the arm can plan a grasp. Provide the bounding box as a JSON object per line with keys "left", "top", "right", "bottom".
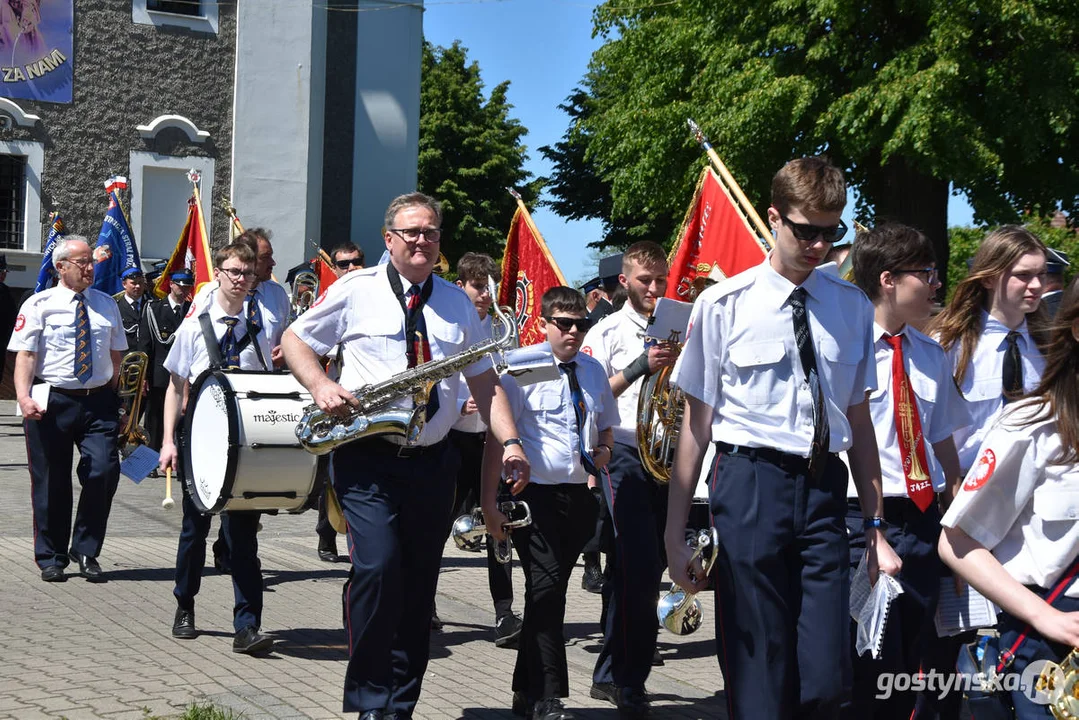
{"left": 942, "top": 402, "right": 1079, "bottom": 596}
{"left": 845, "top": 323, "right": 972, "bottom": 498}
{"left": 581, "top": 302, "right": 650, "bottom": 448}
{"left": 190, "top": 279, "right": 291, "bottom": 348}
{"left": 287, "top": 264, "right": 491, "bottom": 446}
{"left": 164, "top": 299, "right": 273, "bottom": 383}
{"left": 10, "top": 285, "right": 127, "bottom": 389}
{"left": 500, "top": 345, "right": 620, "bottom": 485}
{"left": 452, "top": 314, "right": 492, "bottom": 434}
{"left": 670, "top": 258, "right": 876, "bottom": 456}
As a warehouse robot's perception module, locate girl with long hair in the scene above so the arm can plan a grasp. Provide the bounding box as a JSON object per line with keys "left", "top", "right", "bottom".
{"left": 939, "top": 279, "right": 1079, "bottom": 718}
{"left": 927, "top": 225, "right": 1050, "bottom": 473}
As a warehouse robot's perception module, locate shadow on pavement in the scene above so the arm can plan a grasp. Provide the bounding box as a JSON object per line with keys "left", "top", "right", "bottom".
{"left": 269, "top": 627, "right": 349, "bottom": 661}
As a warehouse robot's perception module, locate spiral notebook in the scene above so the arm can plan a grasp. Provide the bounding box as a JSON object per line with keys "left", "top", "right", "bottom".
{"left": 850, "top": 555, "right": 904, "bottom": 658}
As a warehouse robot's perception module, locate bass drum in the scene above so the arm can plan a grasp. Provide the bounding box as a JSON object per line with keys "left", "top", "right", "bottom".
{"left": 180, "top": 369, "right": 317, "bottom": 514}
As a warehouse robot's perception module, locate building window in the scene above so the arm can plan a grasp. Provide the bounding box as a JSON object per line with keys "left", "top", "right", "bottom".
{"left": 147, "top": 0, "right": 201, "bottom": 15}
{"left": 0, "top": 155, "right": 26, "bottom": 250}
{"left": 129, "top": 151, "right": 214, "bottom": 262}
{"left": 133, "top": 0, "right": 218, "bottom": 34}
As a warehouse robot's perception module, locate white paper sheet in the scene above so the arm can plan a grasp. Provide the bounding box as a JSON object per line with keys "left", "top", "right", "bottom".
{"left": 850, "top": 554, "right": 904, "bottom": 658}
{"left": 934, "top": 577, "right": 999, "bottom": 637}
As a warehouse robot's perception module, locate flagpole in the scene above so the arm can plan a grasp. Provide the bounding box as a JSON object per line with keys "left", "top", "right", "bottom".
{"left": 686, "top": 119, "right": 773, "bottom": 248}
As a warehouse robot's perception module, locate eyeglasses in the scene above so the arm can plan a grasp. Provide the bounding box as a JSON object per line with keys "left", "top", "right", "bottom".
{"left": 894, "top": 267, "right": 940, "bottom": 285}
{"left": 780, "top": 214, "right": 848, "bottom": 245}
{"left": 545, "top": 316, "right": 594, "bottom": 333}
{"left": 389, "top": 227, "right": 442, "bottom": 243}
{"left": 63, "top": 258, "right": 93, "bottom": 268}
{"left": 217, "top": 266, "right": 256, "bottom": 281}
{"left": 334, "top": 258, "right": 365, "bottom": 270}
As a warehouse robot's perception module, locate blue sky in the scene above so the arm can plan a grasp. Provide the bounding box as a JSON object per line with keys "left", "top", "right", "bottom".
{"left": 422, "top": 0, "right": 976, "bottom": 284}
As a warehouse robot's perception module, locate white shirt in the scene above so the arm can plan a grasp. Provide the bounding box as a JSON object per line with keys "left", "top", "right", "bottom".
{"left": 581, "top": 302, "right": 650, "bottom": 447}
{"left": 10, "top": 285, "right": 127, "bottom": 388}
{"left": 671, "top": 258, "right": 876, "bottom": 455}
{"left": 452, "top": 314, "right": 492, "bottom": 434}
{"left": 164, "top": 299, "right": 273, "bottom": 383}
{"left": 845, "top": 324, "right": 972, "bottom": 498}
{"left": 942, "top": 401, "right": 1079, "bottom": 596}
{"left": 288, "top": 264, "right": 491, "bottom": 446}
{"left": 947, "top": 312, "right": 1045, "bottom": 471}
{"left": 501, "top": 345, "right": 619, "bottom": 485}
{"left": 190, "top": 279, "right": 291, "bottom": 348}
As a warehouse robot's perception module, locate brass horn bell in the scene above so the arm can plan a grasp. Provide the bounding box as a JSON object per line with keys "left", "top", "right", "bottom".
{"left": 658, "top": 527, "right": 719, "bottom": 636}
{"left": 451, "top": 501, "right": 532, "bottom": 564}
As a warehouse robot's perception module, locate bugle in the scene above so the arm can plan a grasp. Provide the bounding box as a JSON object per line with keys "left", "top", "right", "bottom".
{"left": 451, "top": 501, "right": 531, "bottom": 564}
{"left": 658, "top": 527, "right": 719, "bottom": 635}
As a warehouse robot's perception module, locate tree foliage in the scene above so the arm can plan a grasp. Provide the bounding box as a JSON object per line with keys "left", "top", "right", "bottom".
{"left": 418, "top": 40, "right": 543, "bottom": 268}
{"left": 549, "top": 0, "right": 1078, "bottom": 282}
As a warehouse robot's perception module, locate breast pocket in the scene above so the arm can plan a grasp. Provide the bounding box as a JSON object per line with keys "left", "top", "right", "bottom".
{"left": 963, "top": 377, "right": 1002, "bottom": 403}
{"left": 908, "top": 367, "right": 940, "bottom": 422}
{"left": 43, "top": 316, "right": 75, "bottom": 355}
{"left": 727, "top": 341, "right": 787, "bottom": 406}
{"left": 359, "top": 314, "right": 406, "bottom": 363}
{"left": 426, "top": 317, "right": 466, "bottom": 361}
{"left": 1032, "top": 487, "right": 1079, "bottom": 539}
{"left": 820, "top": 337, "right": 864, "bottom": 407}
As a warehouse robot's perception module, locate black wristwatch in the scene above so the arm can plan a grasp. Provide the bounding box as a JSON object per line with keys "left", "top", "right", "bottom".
{"left": 503, "top": 438, "right": 523, "bottom": 449}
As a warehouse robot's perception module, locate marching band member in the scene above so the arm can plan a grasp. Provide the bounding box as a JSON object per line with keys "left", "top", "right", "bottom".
{"left": 844, "top": 224, "right": 972, "bottom": 718}
{"left": 1041, "top": 248, "right": 1070, "bottom": 319}
{"left": 282, "top": 192, "right": 528, "bottom": 720}
{"left": 939, "top": 279, "right": 1079, "bottom": 720}
{"left": 442, "top": 251, "right": 520, "bottom": 645}
{"left": 580, "top": 241, "right": 676, "bottom": 717}
{"left": 138, "top": 269, "right": 193, "bottom": 451}
{"left": 928, "top": 225, "right": 1049, "bottom": 475}
{"left": 115, "top": 266, "right": 147, "bottom": 349}
{"left": 666, "top": 157, "right": 898, "bottom": 720}
{"left": 483, "top": 286, "right": 617, "bottom": 720}
{"left": 158, "top": 242, "right": 274, "bottom": 655}
{"left": 11, "top": 236, "right": 127, "bottom": 582}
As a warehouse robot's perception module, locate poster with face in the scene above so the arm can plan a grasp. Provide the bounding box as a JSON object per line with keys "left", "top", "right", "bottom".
{"left": 0, "top": 0, "right": 72, "bottom": 104}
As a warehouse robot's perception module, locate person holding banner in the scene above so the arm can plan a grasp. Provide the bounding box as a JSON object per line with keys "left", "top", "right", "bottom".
{"left": 11, "top": 236, "right": 127, "bottom": 583}
{"left": 138, "top": 270, "right": 194, "bottom": 452}
{"left": 582, "top": 241, "right": 677, "bottom": 717}
{"left": 665, "top": 157, "right": 897, "bottom": 720}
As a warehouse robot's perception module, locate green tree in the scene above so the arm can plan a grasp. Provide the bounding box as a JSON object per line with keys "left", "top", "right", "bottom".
{"left": 551, "top": 0, "right": 1078, "bottom": 286}
{"left": 418, "top": 40, "right": 543, "bottom": 268}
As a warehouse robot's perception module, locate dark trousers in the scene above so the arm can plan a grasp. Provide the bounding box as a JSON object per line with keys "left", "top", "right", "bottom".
{"left": 708, "top": 448, "right": 851, "bottom": 720}
{"left": 511, "top": 482, "right": 597, "bottom": 699}
{"left": 593, "top": 442, "right": 668, "bottom": 690}
{"left": 143, "top": 386, "right": 167, "bottom": 451}
{"left": 999, "top": 594, "right": 1079, "bottom": 719}
{"left": 173, "top": 486, "right": 263, "bottom": 632}
{"left": 843, "top": 498, "right": 942, "bottom": 720}
{"left": 25, "top": 388, "right": 121, "bottom": 568}
{"left": 314, "top": 458, "right": 338, "bottom": 550}
{"left": 447, "top": 429, "right": 514, "bottom": 618}
{"left": 335, "top": 438, "right": 458, "bottom": 716}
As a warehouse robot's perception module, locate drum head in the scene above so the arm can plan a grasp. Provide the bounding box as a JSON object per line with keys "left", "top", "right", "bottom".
{"left": 182, "top": 370, "right": 238, "bottom": 513}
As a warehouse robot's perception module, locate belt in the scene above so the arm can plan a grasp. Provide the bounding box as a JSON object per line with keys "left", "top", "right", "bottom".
{"left": 37, "top": 381, "right": 111, "bottom": 397}
{"left": 359, "top": 437, "right": 447, "bottom": 459}
{"left": 715, "top": 441, "right": 834, "bottom": 474}
{"left": 847, "top": 496, "right": 942, "bottom": 523}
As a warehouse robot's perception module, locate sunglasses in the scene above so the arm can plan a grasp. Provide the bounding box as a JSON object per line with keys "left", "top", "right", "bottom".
{"left": 780, "top": 214, "right": 848, "bottom": 245}
{"left": 334, "top": 258, "right": 365, "bottom": 270}
{"left": 545, "top": 316, "right": 594, "bottom": 333}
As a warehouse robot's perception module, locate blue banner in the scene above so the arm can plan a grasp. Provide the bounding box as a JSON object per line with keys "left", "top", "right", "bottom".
{"left": 91, "top": 192, "right": 141, "bottom": 296}
{"left": 33, "top": 213, "right": 63, "bottom": 293}
{"left": 0, "top": 0, "right": 74, "bottom": 104}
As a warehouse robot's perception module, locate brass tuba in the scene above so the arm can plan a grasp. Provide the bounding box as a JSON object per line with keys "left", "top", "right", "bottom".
{"left": 117, "top": 351, "right": 150, "bottom": 455}
{"left": 288, "top": 270, "right": 320, "bottom": 325}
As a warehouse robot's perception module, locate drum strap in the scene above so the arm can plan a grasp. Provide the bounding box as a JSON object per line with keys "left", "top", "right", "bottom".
{"left": 198, "top": 312, "right": 267, "bottom": 371}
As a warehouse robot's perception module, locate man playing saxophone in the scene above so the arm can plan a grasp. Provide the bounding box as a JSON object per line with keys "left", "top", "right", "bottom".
{"left": 282, "top": 192, "right": 529, "bottom": 720}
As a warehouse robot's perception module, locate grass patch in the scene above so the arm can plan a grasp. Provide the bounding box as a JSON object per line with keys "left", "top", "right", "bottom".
{"left": 140, "top": 703, "right": 246, "bottom": 720}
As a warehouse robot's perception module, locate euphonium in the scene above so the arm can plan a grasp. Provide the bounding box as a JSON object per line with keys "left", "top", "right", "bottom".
{"left": 295, "top": 277, "right": 517, "bottom": 455}
{"left": 451, "top": 501, "right": 532, "bottom": 564}
{"left": 288, "top": 270, "right": 319, "bottom": 325}
{"left": 1037, "top": 648, "right": 1079, "bottom": 719}
{"left": 636, "top": 329, "right": 687, "bottom": 484}
{"left": 117, "top": 351, "right": 150, "bottom": 455}
{"left": 657, "top": 527, "right": 719, "bottom": 635}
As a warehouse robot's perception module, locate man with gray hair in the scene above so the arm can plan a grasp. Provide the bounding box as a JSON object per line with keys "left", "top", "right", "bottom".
{"left": 10, "top": 236, "right": 127, "bottom": 582}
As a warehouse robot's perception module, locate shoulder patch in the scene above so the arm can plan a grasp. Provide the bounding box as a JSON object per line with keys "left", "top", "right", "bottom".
{"left": 580, "top": 346, "right": 593, "bottom": 357}
{"left": 963, "top": 449, "right": 996, "bottom": 492}
{"left": 185, "top": 302, "right": 197, "bottom": 319}
{"left": 14, "top": 314, "right": 25, "bottom": 332}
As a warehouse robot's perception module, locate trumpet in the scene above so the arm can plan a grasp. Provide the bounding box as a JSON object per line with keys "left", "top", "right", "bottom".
{"left": 451, "top": 501, "right": 532, "bottom": 564}
{"left": 657, "top": 527, "right": 719, "bottom": 635}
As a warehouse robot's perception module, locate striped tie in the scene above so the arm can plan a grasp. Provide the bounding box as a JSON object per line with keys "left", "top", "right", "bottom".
{"left": 74, "top": 293, "right": 92, "bottom": 384}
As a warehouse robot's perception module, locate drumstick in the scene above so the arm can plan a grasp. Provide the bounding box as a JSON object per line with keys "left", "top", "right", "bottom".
{"left": 162, "top": 467, "right": 174, "bottom": 510}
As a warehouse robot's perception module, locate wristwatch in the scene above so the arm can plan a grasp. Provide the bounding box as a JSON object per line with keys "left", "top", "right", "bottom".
{"left": 503, "top": 438, "right": 523, "bottom": 449}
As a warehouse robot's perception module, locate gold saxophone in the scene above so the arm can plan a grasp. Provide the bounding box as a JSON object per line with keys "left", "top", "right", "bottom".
{"left": 117, "top": 351, "right": 150, "bottom": 455}
{"left": 295, "top": 278, "right": 517, "bottom": 455}
{"left": 1038, "top": 650, "right": 1079, "bottom": 718}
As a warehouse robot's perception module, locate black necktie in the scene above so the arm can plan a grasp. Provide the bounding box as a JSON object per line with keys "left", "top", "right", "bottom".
{"left": 1002, "top": 331, "right": 1024, "bottom": 403}
{"left": 790, "top": 288, "right": 829, "bottom": 478}
{"left": 560, "top": 361, "right": 600, "bottom": 476}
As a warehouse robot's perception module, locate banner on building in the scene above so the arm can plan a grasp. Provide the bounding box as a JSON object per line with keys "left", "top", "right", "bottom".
{"left": 0, "top": 0, "right": 74, "bottom": 105}
{"left": 498, "top": 195, "right": 567, "bottom": 347}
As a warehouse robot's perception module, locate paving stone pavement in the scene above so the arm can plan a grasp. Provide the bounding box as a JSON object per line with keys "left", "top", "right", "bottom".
{"left": 0, "top": 402, "right": 727, "bottom": 719}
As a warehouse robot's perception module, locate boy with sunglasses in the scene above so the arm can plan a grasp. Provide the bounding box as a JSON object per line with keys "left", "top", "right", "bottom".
{"left": 481, "top": 286, "right": 618, "bottom": 720}
{"left": 843, "top": 224, "right": 971, "bottom": 718}
{"left": 666, "top": 156, "right": 899, "bottom": 720}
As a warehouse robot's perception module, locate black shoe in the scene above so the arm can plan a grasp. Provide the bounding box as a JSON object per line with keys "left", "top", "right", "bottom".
{"left": 494, "top": 613, "right": 522, "bottom": 648}
{"left": 581, "top": 562, "right": 604, "bottom": 593}
{"left": 533, "top": 698, "right": 573, "bottom": 720}
{"left": 358, "top": 712, "right": 383, "bottom": 720}
{"left": 430, "top": 608, "right": 443, "bottom": 633}
{"left": 511, "top": 691, "right": 533, "bottom": 718}
{"left": 318, "top": 545, "right": 338, "bottom": 563}
{"left": 40, "top": 565, "right": 66, "bottom": 582}
{"left": 232, "top": 626, "right": 274, "bottom": 655}
{"left": 615, "top": 687, "right": 650, "bottom": 719}
{"left": 589, "top": 682, "right": 618, "bottom": 705}
{"left": 172, "top": 608, "right": 197, "bottom": 639}
{"left": 69, "top": 550, "right": 105, "bottom": 582}
{"left": 651, "top": 648, "right": 664, "bottom": 666}
{"left": 213, "top": 552, "right": 232, "bottom": 575}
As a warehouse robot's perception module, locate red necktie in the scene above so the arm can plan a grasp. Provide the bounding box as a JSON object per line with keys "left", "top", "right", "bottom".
{"left": 885, "top": 334, "right": 934, "bottom": 511}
